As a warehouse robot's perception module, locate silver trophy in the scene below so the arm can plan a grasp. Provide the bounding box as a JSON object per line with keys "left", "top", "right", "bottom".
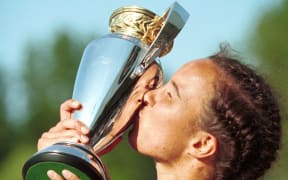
{"left": 22, "top": 2, "right": 189, "bottom": 180}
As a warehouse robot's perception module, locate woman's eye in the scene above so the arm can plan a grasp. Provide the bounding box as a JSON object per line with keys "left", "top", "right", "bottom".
{"left": 167, "top": 92, "right": 172, "bottom": 98}
{"left": 148, "top": 81, "right": 157, "bottom": 89}
{"left": 148, "top": 76, "right": 160, "bottom": 89}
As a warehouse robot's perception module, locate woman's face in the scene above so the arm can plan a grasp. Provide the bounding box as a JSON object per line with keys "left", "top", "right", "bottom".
{"left": 110, "top": 63, "right": 163, "bottom": 133}
{"left": 128, "top": 59, "right": 220, "bottom": 162}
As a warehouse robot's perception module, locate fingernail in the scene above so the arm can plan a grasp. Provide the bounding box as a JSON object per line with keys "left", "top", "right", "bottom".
{"left": 72, "top": 101, "right": 80, "bottom": 107}
{"left": 71, "top": 137, "right": 79, "bottom": 142}
{"left": 47, "top": 170, "right": 56, "bottom": 179}
{"left": 81, "top": 126, "right": 90, "bottom": 134}
{"left": 81, "top": 135, "right": 89, "bottom": 143}
{"left": 62, "top": 169, "right": 72, "bottom": 179}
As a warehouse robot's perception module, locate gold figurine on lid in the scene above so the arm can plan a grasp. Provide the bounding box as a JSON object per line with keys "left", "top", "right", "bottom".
{"left": 109, "top": 6, "right": 173, "bottom": 56}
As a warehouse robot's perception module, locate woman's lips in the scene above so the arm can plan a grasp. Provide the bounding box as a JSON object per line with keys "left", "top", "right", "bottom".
{"left": 131, "top": 105, "right": 142, "bottom": 124}
{"left": 128, "top": 104, "right": 143, "bottom": 132}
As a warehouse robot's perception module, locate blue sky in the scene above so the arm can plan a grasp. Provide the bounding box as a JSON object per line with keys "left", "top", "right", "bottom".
{"left": 0, "top": 0, "right": 282, "bottom": 74}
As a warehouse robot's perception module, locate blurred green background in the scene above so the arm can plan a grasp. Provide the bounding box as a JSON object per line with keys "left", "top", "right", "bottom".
{"left": 0, "top": 0, "right": 287, "bottom": 179}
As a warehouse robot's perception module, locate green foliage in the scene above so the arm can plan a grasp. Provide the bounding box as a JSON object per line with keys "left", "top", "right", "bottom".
{"left": 0, "top": 68, "right": 12, "bottom": 163}
{"left": 250, "top": 0, "right": 288, "bottom": 108}
{"left": 248, "top": 0, "right": 288, "bottom": 179}
{"left": 0, "top": 143, "right": 35, "bottom": 179}
{"left": 22, "top": 31, "right": 86, "bottom": 142}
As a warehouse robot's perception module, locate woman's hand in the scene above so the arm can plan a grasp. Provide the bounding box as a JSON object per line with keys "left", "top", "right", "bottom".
{"left": 37, "top": 99, "right": 90, "bottom": 151}
{"left": 47, "top": 169, "right": 80, "bottom": 180}
{"left": 38, "top": 99, "right": 112, "bottom": 180}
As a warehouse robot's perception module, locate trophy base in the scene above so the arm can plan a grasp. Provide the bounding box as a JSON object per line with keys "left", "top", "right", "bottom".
{"left": 22, "top": 142, "right": 105, "bottom": 180}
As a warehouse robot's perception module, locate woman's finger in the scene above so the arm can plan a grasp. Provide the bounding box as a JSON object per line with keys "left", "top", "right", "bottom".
{"left": 42, "top": 129, "right": 82, "bottom": 140}
{"left": 47, "top": 170, "right": 64, "bottom": 180}
{"left": 38, "top": 129, "right": 90, "bottom": 151}
{"left": 44, "top": 130, "right": 89, "bottom": 144}
{"left": 50, "top": 119, "right": 89, "bottom": 135}
{"left": 60, "top": 99, "right": 82, "bottom": 121}
{"left": 38, "top": 135, "right": 80, "bottom": 151}
{"left": 62, "top": 169, "right": 80, "bottom": 180}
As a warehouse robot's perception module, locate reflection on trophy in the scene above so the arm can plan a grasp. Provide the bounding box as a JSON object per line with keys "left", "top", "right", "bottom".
{"left": 22, "top": 2, "right": 189, "bottom": 180}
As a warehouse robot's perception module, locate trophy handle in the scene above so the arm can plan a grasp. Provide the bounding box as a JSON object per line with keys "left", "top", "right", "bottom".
{"left": 131, "top": 2, "right": 189, "bottom": 78}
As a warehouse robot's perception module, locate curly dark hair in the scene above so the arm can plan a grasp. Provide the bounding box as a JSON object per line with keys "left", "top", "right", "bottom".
{"left": 200, "top": 47, "right": 282, "bottom": 180}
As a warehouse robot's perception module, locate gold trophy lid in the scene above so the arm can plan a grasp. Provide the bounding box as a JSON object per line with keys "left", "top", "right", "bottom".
{"left": 109, "top": 6, "right": 173, "bottom": 56}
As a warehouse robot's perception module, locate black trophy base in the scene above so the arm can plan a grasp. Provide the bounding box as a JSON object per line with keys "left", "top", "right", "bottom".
{"left": 22, "top": 142, "right": 105, "bottom": 180}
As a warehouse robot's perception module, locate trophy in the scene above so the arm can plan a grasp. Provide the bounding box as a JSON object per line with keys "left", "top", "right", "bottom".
{"left": 22, "top": 2, "right": 189, "bottom": 180}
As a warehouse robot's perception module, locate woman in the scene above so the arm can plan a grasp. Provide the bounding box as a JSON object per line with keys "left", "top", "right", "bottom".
{"left": 39, "top": 48, "right": 281, "bottom": 180}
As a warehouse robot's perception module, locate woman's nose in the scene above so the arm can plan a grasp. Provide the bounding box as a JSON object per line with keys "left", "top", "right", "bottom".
{"left": 143, "top": 89, "right": 156, "bottom": 106}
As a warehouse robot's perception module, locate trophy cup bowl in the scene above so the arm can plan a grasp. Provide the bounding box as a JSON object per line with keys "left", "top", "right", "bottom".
{"left": 22, "top": 2, "right": 189, "bottom": 180}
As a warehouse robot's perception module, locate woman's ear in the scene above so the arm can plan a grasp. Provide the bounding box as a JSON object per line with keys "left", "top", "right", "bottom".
{"left": 188, "top": 131, "right": 217, "bottom": 159}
